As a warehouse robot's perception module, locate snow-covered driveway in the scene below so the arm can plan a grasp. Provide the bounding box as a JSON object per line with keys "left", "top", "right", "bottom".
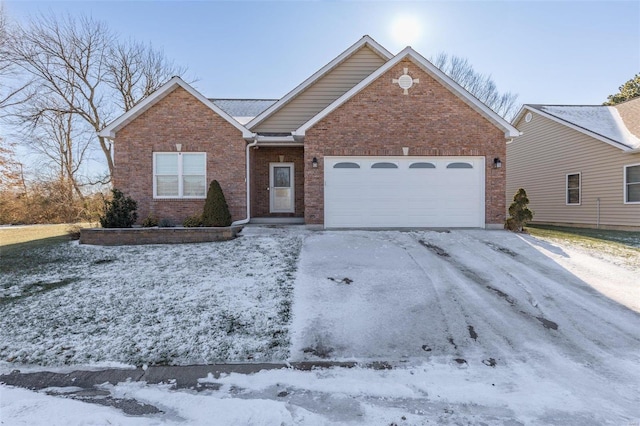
{"left": 291, "top": 230, "right": 639, "bottom": 363}
{"left": 288, "top": 230, "right": 640, "bottom": 421}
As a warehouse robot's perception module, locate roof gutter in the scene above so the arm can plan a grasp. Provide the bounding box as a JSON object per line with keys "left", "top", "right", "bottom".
{"left": 231, "top": 136, "right": 258, "bottom": 226}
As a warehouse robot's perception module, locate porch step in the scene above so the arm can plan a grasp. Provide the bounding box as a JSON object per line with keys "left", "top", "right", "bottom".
{"left": 249, "top": 217, "right": 305, "bottom": 225}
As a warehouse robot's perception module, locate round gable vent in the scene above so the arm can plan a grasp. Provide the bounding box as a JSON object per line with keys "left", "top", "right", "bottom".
{"left": 525, "top": 112, "right": 532, "bottom": 123}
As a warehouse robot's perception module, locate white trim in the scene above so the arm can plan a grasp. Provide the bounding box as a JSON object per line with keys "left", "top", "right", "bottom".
{"left": 623, "top": 163, "right": 640, "bottom": 204}
{"left": 246, "top": 36, "right": 393, "bottom": 130}
{"left": 99, "top": 77, "right": 254, "bottom": 139}
{"left": 566, "top": 172, "right": 581, "bottom": 206}
{"left": 294, "top": 47, "right": 520, "bottom": 139}
{"left": 513, "top": 105, "right": 634, "bottom": 152}
{"left": 153, "top": 152, "right": 207, "bottom": 199}
{"left": 269, "top": 163, "right": 295, "bottom": 213}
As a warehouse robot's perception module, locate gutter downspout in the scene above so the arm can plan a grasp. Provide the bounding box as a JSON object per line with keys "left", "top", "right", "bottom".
{"left": 231, "top": 137, "right": 258, "bottom": 226}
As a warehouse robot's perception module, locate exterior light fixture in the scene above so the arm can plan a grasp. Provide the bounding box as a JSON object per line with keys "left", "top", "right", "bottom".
{"left": 175, "top": 144, "right": 182, "bottom": 152}
{"left": 312, "top": 157, "right": 318, "bottom": 168}
{"left": 493, "top": 157, "right": 502, "bottom": 168}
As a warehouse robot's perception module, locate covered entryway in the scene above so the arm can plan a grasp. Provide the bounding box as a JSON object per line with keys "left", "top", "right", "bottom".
{"left": 324, "top": 156, "right": 485, "bottom": 228}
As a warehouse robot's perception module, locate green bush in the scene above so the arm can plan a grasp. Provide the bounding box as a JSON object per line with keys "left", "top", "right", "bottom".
{"left": 158, "top": 218, "right": 174, "bottom": 228}
{"left": 505, "top": 188, "right": 533, "bottom": 232}
{"left": 99, "top": 189, "right": 138, "bottom": 228}
{"left": 142, "top": 213, "right": 159, "bottom": 227}
{"left": 183, "top": 215, "right": 203, "bottom": 227}
{"left": 201, "top": 180, "right": 232, "bottom": 227}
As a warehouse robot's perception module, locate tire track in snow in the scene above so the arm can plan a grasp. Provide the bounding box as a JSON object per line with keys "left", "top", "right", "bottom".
{"left": 427, "top": 231, "right": 640, "bottom": 383}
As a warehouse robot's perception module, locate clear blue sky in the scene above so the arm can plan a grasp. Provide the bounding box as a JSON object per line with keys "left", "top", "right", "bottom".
{"left": 4, "top": 0, "right": 640, "bottom": 107}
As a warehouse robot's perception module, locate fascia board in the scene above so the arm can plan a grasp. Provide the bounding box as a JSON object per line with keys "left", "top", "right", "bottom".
{"left": 526, "top": 105, "right": 632, "bottom": 152}
{"left": 99, "top": 77, "right": 254, "bottom": 139}
{"left": 295, "top": 47, "right": 521, "bottom": 139}
{"left": 246, "top": 36, "right": 394, "bottom": 130}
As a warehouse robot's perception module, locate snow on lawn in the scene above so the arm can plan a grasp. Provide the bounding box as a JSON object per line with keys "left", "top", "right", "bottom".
{"left": 1, "top": 228, "right": 639, "bottom": 424}
{"left": 0, "top": 226, "right": 307, "bottom": 366}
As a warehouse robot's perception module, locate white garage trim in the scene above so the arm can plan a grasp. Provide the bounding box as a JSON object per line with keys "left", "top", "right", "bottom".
{"left": 324, "top": 156, "right": 485, "bottom": 228}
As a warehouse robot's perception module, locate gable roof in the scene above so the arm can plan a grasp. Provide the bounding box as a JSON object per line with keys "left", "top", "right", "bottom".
{"left": 211, "top": 99, "right": 278, "bottom": 125}
{"left": 515, "top": 103, "right": 640, "bottom": 151}
{"left": 246, "top": 35, "right": 393, "bottom": 130}
{"left": 99, "top": 77, "right": 254, "bottom": 139}
{"left": 293, "top": 47, "right": 521, "bottom": 139}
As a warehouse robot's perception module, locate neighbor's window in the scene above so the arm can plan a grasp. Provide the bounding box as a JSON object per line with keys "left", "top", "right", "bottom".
{"left": 566, "top": 173, "right": 581, "bottom": 205}
{"left": 625, "top": 164, "right": 640, "bottom": 203}
{"left": 154, "top": 153, "right": 206, "bottom": 198}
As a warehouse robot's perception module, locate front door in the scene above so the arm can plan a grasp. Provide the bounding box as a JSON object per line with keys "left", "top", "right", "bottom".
{"left": 269, "top": 163, "right": 295, "bottom": 213}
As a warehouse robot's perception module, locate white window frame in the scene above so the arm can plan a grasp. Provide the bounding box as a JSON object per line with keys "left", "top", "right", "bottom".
{"left": 153, "top": 152, "right": 207, "bottom": 199}
{"left": 624, "top": 163, "right": 640, "bottom": 204}
{"left": 566, "top": 172, "right": 581, "bottom": 205}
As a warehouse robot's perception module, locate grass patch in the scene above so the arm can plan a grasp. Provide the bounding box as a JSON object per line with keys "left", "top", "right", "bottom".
{"left": 0, "top": 223, "right": 95, "bottom": 257}
{"left": 527, "top": 224, "right": 640, "bottom": 269}
{"left": 527, "top": 224, "right": 640, "bottom": 249}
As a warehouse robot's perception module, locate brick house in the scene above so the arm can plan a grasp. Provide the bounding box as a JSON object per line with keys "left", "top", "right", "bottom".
{"left": 100, "top": 36, "right": 519, "bottom": 228}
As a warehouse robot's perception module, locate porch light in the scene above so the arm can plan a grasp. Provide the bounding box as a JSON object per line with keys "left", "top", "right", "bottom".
{"left": 312, "top": 157, "right": 318, "bottom": 168}
{"left": 493, "top": 157, "right": 502, "bottom": 168}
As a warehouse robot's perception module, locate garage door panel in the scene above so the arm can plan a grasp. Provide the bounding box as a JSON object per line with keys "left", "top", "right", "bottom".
{"left": 325, "top": 156, "right": 484, "bottom": 228}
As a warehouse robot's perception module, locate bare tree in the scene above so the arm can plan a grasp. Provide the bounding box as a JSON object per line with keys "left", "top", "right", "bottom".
{"left": 6, "top": 12, "right": 186, "bottom": 181}
{"left": 106, "top": 40, "right": 187, "bottom": 112}
{"left": 19, "top": 95, "right": 93, "bottom": 199}
{"left": 0, "top": 5, "right": 30, "bottom": 111}
{"left": 432, "top": 53, "right": 519, "bottom": 120}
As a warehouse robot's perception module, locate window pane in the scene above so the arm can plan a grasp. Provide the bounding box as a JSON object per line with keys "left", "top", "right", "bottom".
{"left": 183, "top": 154, "right": 205, "bottom": 175}
{"left": 183, "top": 176, "right": 206, "bottom": 197}
{"left": 409, "top": 162, "right": 436, "bottom": 169}
{"left": 371, "top": 162, "right": 398, "bottom": 169}
{"left": 628, "top": 183, "right": 640, "bottom": 202}
{"left": 447, "top": 162, "right": 473, "bottom": 169}
{"left": 333, "top": 162, "right": 360, "bottom": 169}
{"left": 274, "top": 167, "right": 290, "bottom": 187}
{"left": 567, "top": 174, "right": 580, "bottom": 189}
{"left": 568, "top": 188, "right": 580, "bottom": 204}
{"left": 156, "top": 176, "right": 179, "bottom": 196}
{"left": 626, "top": 165, "right": 640, "bottom": 184}
{"left": 156, "top": 154, "right": 178, "bottom": 174}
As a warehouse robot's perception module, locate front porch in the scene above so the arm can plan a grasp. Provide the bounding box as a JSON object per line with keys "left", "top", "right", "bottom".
{"left": 250, "top": 146, "right": 305, "bottom": 220}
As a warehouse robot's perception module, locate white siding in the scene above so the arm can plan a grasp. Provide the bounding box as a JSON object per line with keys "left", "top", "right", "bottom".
{"left": 507, "top": 112, "right": 640, "bottom": 228}
{"left": 254, "top": 46, "right": 386, "bottom": 133}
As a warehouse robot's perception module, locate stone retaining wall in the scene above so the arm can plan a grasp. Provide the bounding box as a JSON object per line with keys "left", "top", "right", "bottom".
{"left": 80, "top": 227, "right": 240, "bottom": 246}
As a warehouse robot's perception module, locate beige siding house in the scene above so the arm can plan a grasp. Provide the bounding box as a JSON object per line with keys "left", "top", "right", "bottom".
{"left": 507, "top": 98, "right": 640, "bottom": 230}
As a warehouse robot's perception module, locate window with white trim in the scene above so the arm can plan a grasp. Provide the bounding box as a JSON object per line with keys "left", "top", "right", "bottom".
{"left": 624, "top": 164, "right": 640, "bottom": 203}
{"left": 153, "top": 153, "right": 206, "bottom": 198}
{"left": 566, "top": 173, "right": 581, "bottom": 205}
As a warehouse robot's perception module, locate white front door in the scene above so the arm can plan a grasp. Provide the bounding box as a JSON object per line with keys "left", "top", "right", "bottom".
{"left": 270, "top": 163, "right": 295, "bottom": 213}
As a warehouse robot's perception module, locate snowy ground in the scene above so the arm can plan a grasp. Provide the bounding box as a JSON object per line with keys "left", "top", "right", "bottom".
{"left": 0, "top": 226, "right": 305, "bottom": 365}
{"left": 1, "top": 228, "right": 639, "bottom": 425}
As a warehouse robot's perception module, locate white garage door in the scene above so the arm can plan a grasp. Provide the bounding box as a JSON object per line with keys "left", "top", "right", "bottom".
{"left": 324, "top": 156, "right": 485, "bottom": 228}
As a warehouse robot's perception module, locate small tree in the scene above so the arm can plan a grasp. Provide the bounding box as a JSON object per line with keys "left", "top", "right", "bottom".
{"left": 201, "top": 180, "right": 231, "bottom": 227}
{"left": 505, "top": 188, "right": 533, "bottom": 232}
{"left": 99, "top": 188, "right": 137, "bottom": 228}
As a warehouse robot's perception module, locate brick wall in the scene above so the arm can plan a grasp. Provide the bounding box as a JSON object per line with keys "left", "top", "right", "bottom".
{"left": 250, "top": 147, "right": 304, "bottom": 218}
{"left": 113, "top": 87, "right": 247, "bottom": 225}
{"left": 304, "top": 59, "right": 506, "bottom": 226}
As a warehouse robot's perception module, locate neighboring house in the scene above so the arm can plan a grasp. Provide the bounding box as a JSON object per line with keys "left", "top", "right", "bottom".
{"left": 99, "top": 36, "right": 519, "bottom": 229}
{"left": 508, "top": 98, "right": 640, "bottom": 230}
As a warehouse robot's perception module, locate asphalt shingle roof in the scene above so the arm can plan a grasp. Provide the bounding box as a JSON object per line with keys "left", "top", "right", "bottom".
{"left": 528, "top": 103, "right": 640, "bottom": 150}
{"left": 210, "top": 99, "right": 278, "bottom": 119}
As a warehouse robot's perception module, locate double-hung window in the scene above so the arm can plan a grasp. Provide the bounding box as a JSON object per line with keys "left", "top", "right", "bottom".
{"left": 154, "top": 153, "right": 206, "bottom": 198}
{"left": 624, "top": 164, "right": 640, "bottom": 203}
{"left": 566, "top": 173, "right": 581, "bottom": 205}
